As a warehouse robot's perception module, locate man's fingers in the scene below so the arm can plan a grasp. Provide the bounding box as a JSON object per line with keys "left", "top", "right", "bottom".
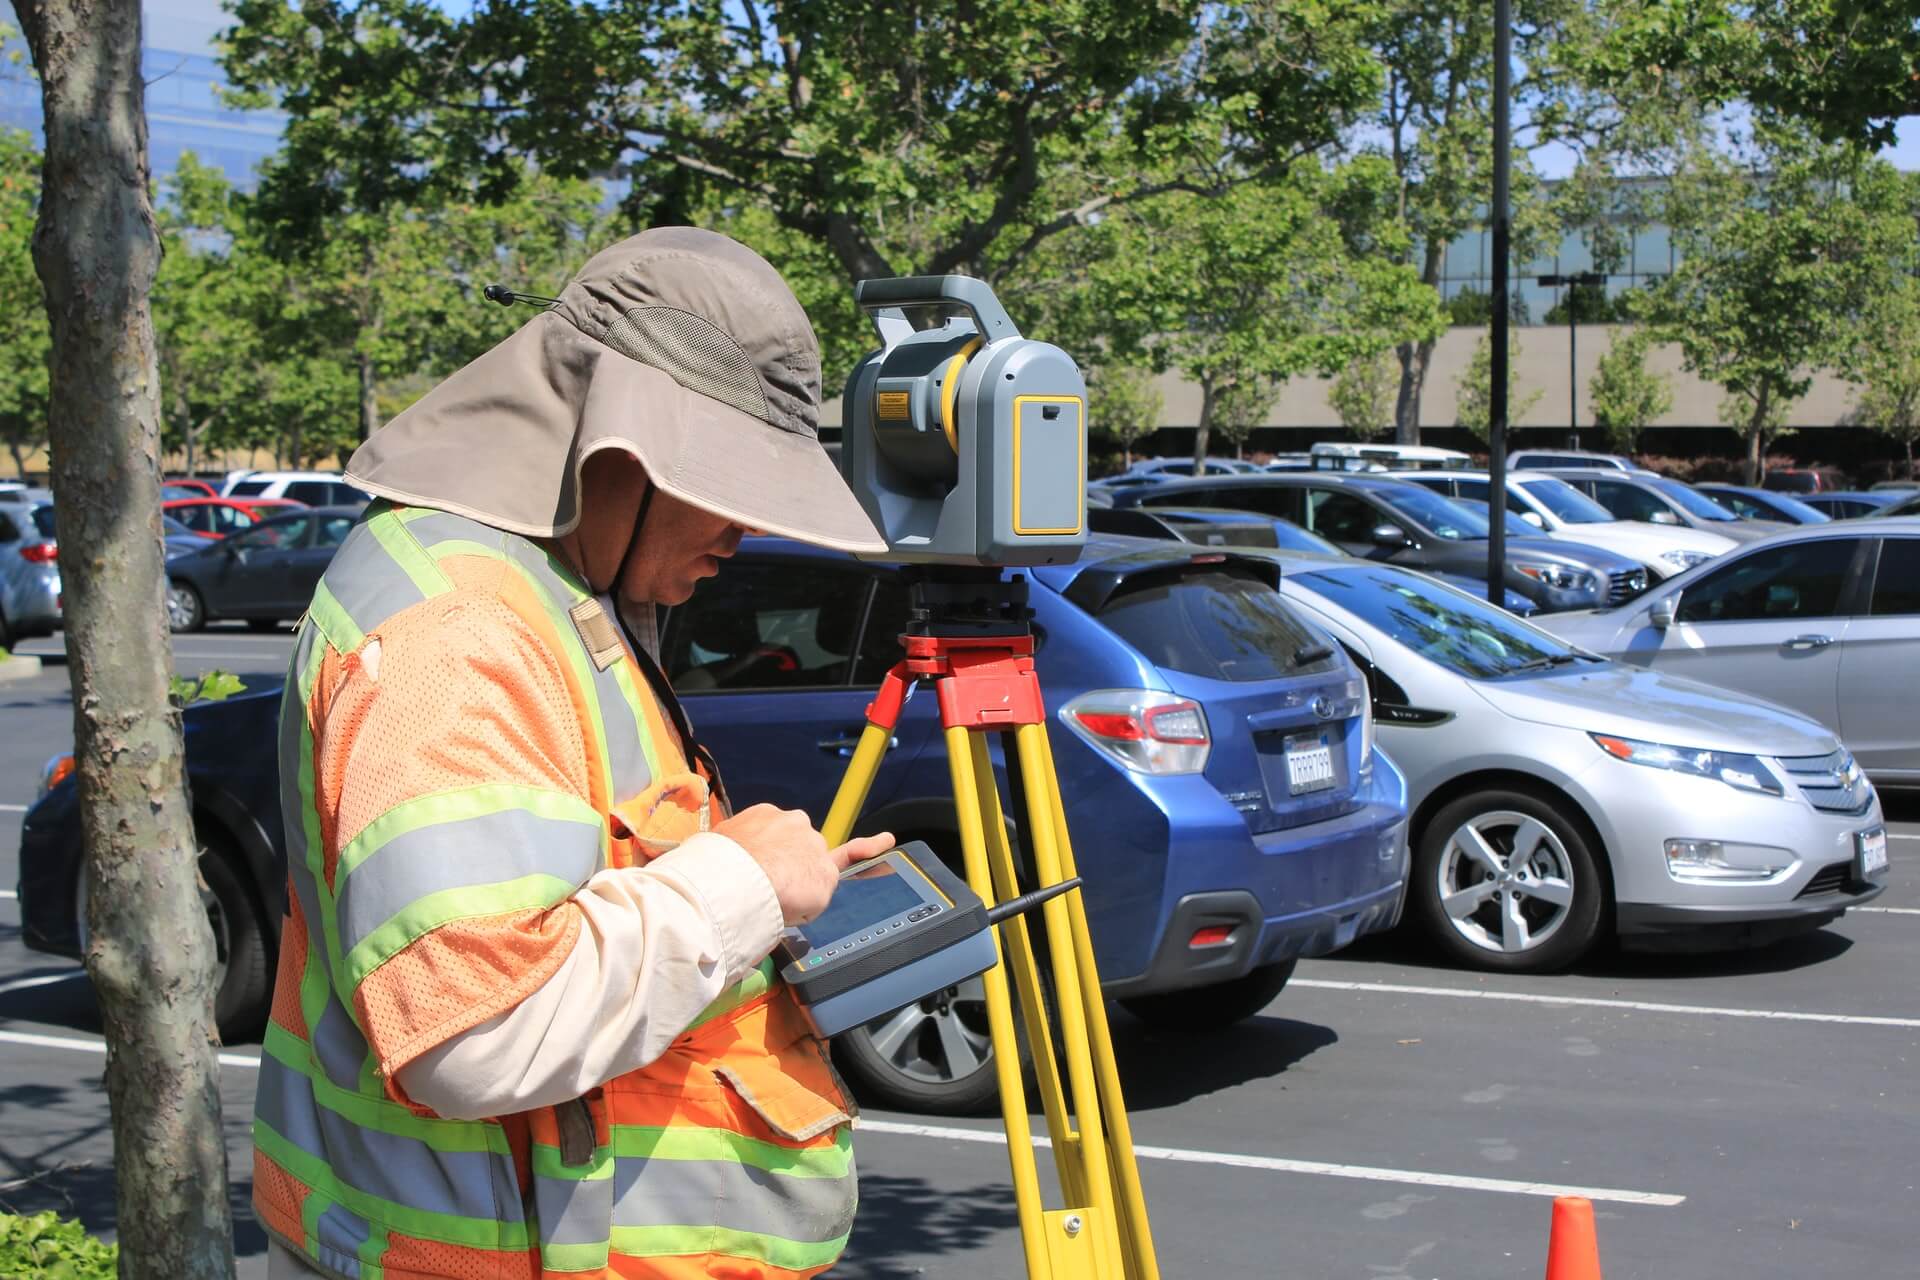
{"left": 829, "top": 832, "right": 895, "bottom": 869}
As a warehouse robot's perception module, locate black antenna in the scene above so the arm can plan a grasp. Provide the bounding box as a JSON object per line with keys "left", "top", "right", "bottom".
{"left": 482, "top": 283, "right": 561, "bottom": 308}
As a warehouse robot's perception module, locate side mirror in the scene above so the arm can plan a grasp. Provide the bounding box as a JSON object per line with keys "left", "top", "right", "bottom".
{"left": 1520, "top": 511, "right": 1545, "bottom": 528}
{"left": 1649, "top": 510, "right": 1681, "bottom": 526}
{"left": 1371, "top": 523, "right": 1408, "bottom": 548}
{"left": 1649, "top": 594, "right": 1678, "bottom": 629}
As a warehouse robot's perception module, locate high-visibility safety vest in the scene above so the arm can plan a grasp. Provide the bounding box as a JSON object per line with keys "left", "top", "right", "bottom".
{"left": 252, "top": 503, "right": 857, "bottom": 1279}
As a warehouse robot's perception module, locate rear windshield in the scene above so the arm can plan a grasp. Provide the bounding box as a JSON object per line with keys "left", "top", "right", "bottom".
{"left": 228, "top": 480, "right": 270, "bottom": 497}
{"left": 1095, "top": 569, "right": 1338, "bottom": 682}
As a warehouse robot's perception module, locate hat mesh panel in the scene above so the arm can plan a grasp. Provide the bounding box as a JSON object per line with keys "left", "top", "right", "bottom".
{"left": 602, "top": 306, "right": 772, "bottom": 425}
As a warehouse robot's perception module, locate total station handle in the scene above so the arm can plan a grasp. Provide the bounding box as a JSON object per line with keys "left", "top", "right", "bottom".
{"left": 855, "top": 275, "right": 1021, "bottom": 350}
{"left": 985, "top": 876, "right": 1083, "bottom": 927}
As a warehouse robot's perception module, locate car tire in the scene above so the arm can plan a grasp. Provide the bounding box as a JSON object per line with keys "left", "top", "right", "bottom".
{"left": 198, "top": 840, "right": 272, "bottom": 1043}
{"left": 0, "top": 604, "right": 12, "bottom": 653}
{"left": 166, "top": 580, "right": 205, "bottom": 633}
{"left": 72, "top": 829, "right": 273, "bottom": 1043}
{"left": 245, "top": 618, "right": 283, "bottom": 633}
{"left": 830, "top": 829, "right": 1047, "bottom": 1116}
{"left": 1118, "top": 960, "right": 1296, "bottom": 1033}
{"left": 1412, "top": 788, "right": 1607, "bottom": 973}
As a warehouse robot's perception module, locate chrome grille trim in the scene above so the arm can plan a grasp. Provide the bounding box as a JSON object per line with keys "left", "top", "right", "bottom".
{"left": 1775, "top": 748, "right": 1874, "bottom": 816}
{"left": 1605, "top": 568, "right": 1650, "bottom": 605}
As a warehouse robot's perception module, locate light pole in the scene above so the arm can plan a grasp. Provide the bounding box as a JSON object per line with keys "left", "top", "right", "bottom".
{"left": 1538, "top": 270, "right": 1605, "bottom": 447}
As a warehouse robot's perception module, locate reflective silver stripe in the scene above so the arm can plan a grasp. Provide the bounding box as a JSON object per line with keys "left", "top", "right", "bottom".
{"left": 536, "top": 1173, "right": 613, "bottom": 1249}
{"left": 406, "top": 511, "right": 655, "bottom": 801}
{"left": 503, "top": 538, "right": 653, "bottom": 800}
{"left": 312, "top": 1202, "right": 372, "bottom": 1275}
{"left": 310, "top": 997, "right": 372, "bottom": 1092}
{"left": 611, "top": 1155, "right": 857, "bottom": 1244}
{"left": 332, "top": 803, "right": 604, "bottom": 960}
{"left": 256, "top": 1053, "right": 520, "bottom": 1226}
{"left": 322, "top": 520, "right": 431, "bottom": 638}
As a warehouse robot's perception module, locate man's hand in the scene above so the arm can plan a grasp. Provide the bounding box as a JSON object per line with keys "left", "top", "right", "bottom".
{"left": 714, "top": 804, "right": 893, "bottom": 926}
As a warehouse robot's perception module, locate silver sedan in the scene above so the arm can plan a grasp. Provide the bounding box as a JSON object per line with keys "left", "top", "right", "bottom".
{"left": 1276, "top": 558, "right": 1887, "bottom": 971}
{"left": 1540, "top": 519, "right": 1920, "bottom": 789}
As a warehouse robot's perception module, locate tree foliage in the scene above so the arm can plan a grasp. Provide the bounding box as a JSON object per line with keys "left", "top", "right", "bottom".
{"left": 1329, "top": 349, "right": 1399, "bottom": 440}
{"left": 1587, "top": 326, "right": 1671, "bottom": 453}
{"left": 0, "top": 125, "right": 47, "bottom": 478}
{"left": 1454, "top": 327, "right": 1542, "bottom": 444}
{"left": 1086, "top": 363, "right": 1163, "bottom": 467}
{"left": 1845, "top": 273, "right": 1920, "bottom": 479}
{"left": 1595, "top": 0, "right": 1920, "bottom": 148}
{"left": 222, "top": 0, "right": 1388, "bottom": 288}
{"left": 1644, "top": 126, "right": 1915, "bottom": 481}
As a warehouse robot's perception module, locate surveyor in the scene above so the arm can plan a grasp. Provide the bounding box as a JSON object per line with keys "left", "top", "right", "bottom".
{"left": 255, "top": 227, "right": 893, "bottom": 1279}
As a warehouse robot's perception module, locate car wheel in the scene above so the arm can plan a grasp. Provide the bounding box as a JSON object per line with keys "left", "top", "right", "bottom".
{"left": 1412, "top": 789, "right": 1607, "bottom": 973}
{"left": 0, "top": 604, "right": 13, "bottom": 652}
{"left": 245, "top": 618, "right": 283, "bottom": 633}
{"left": 72, "top": 834, "right": 271, "bottom": 1042}
{"left": 166, "top": 580, "right": 205, "bottom": 633}
{"left": 1118, "top": 960, "right": 1296, "bottom": 1033}
{"left": 832, "top": 974, "right": 1007, "bottom": 1114}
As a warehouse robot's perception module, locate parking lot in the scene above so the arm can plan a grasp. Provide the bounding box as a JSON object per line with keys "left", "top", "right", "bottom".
{"left": 4, "top": 626, "right": 1918, "bottom": 1278}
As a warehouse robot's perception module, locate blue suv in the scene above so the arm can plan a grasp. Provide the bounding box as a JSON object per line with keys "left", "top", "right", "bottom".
{"left": 17, "top": 535, "right": 1408, "bottom": 1114}
{"left": 658, "top": 535, "right": 1408, "bottom": 1110}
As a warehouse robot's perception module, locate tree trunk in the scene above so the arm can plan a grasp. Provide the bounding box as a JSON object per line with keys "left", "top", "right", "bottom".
{"left": 13, "top": 1, "right": 236, "bottom": 1276}
{"left": 1393, "top": 336, "right": 1436, "bottom": 445}
{"left": 1743, "top": 390, "right": 1769, "bottom": 486}
{"left": 7, "top": 438, "right": 25, "bottom": 480}
{"left": 1191, "top": 380, "right": 1215, "bottom": 471}
{"left": 357, "top": 346, "right": 379, "bottom": 443}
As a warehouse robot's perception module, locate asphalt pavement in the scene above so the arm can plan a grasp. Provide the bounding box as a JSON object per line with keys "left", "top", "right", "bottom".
{"left": 3, "top": 625, "right": 1918, "bottom": 1278}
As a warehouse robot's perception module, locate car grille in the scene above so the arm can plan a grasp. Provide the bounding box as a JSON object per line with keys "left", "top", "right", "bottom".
{"left": 1606, "top": 568, "right": 1650, "bottom": 605}
{"left": 1775, "top": 748, "right": 1874, "bottom": 816}
{"left": 1795, "top": 861, "right": 1852, "bottom": 898}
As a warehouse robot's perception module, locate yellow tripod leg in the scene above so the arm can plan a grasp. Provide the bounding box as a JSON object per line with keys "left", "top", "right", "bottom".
{"left": 1035, "top": 726, "right": 1161, "bottom": 1280}
{"left": 1012, "top": 723, "right": 1124, "bottom": 1276}
{"left": 966, "top": 732, "right": 1085, "bottom": 1210}
{"left": 946, "top": 725, "right": 1052, "bottom": 1280}
{"left": 821, "top": 721, "right": 895, "bottom": 847}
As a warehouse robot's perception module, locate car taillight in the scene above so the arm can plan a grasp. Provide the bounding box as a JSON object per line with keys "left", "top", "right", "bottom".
{"left": 19, "top": 542, "right": 56, "bottom": 563}
{"left": 1058, "top": 690, "right": 1211, "bottom": 775}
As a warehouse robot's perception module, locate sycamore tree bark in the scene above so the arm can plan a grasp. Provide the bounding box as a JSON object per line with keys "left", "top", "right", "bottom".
{"left": 13, "top": 0, "right": 237, "bottom": 1275}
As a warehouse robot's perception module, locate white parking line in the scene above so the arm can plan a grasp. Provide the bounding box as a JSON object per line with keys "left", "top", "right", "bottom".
{"left": 0, "top": 804, "right": 25, "bottom": 813}
{"left": 1889, "top": 833, "right": 1920, "bottom": 842}
{"left": 0, "top": 1027, "right": 260, "bottom": 1069}
{"left": 0, "top": 889, "right": 16, "bottom": 899}
{"left": 0, "top": 1028, "right": 1686, "bottom": 1208}
{"left": 0, "top": 970, "right": 82, "bottom": 996}
{"left": 1856, "top": 907, "right": 1920, "bottom": 915}
{"left": 1292, "top": 978, "right": 1920, "bottom": 1029}
{"left": 858, "top": 1119, "right": 1685, "bottom": 1207}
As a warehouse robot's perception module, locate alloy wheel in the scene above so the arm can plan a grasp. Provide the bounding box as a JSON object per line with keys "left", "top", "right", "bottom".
{"left": 165, "top": 581, "right": 201, "bottom": 631}
{"left": 857, "top": 976, "right": 992, "bottom": 1084}
{"left": 1435, "top": 810, "right": 1576, "bottom": 955}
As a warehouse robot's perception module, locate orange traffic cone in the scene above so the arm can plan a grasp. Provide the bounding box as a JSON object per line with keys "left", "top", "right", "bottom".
{"left": 1543, "top": 1195, "right": 1602, "bottom": 1280}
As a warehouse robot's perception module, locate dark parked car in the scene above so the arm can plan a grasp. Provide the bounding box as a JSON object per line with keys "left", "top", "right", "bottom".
{"left": 21, "top": 535, "right": 1412, "bottom": 1115}
{"left": 1695, "top": 483, "right": 1832, "bottom": 525}
{"left": 1108, "top": 473, "right": 1647, "bottom": 612}
{"left": 1763, "top": 467, "right": 1848, "bottom": 494}
{"left": 1795, "top": 491, "right": 1910, "bottom": 520}
{"left": 165, "top": 505, "right": 364, "bottom": 631}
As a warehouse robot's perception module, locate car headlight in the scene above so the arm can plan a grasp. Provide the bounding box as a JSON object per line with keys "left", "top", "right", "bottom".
{"left": 1659, "top": 549, "right": 1712, "bottom": 571}
{"left": 1592, "top": 733, "right": 1783, "bottom": 796}
{"left": 1513, "top": 560, "right": 1597, "bottom": 593}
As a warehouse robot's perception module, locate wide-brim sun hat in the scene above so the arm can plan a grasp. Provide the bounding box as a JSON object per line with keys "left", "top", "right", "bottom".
{"left": 346, "top": 226, "right": 887, "bottom": 554}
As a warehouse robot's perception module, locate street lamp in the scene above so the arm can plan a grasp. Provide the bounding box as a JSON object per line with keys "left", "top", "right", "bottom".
{"left": 1538, "top": 270, "right": 1605, "bottom": 446}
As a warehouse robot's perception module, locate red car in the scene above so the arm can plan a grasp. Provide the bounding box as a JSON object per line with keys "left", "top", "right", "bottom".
{"left": 162, "top": 496, "right": 304, "bottom": 540}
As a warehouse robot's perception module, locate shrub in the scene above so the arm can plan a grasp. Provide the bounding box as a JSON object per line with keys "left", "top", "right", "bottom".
{"left": 0, "top": 1211, "right": 119, "bottom": 1278}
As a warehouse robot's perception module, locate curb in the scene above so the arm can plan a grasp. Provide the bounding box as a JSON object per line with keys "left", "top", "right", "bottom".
{"left": 0, "top": 654, "right": 44, "bottom": 684}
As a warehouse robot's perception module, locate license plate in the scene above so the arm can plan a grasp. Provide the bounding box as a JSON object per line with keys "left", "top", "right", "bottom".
{"left": 1858, "top": 827, "right": 1889, "bottom": 879}
{"left": 1285, "top": 734, "right": 1336, "bottom": 795}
